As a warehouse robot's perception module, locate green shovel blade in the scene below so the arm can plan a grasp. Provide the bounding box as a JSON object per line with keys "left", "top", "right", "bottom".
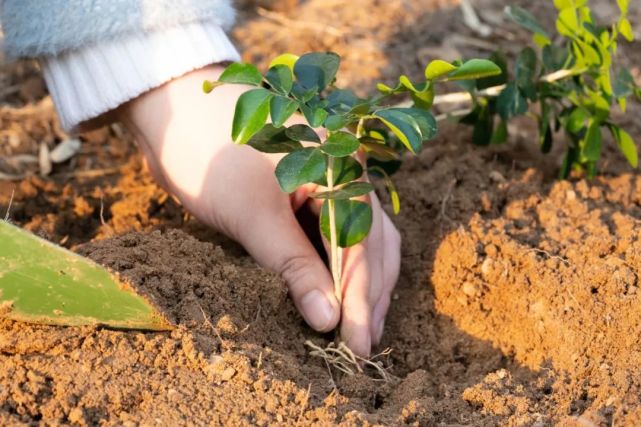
{"left": 0, "top": 221, "right": 171, "bottom": 331}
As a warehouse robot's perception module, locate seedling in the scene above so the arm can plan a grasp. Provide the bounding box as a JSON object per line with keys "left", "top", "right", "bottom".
{"left": 450, "top": 0, "right": 640, "bottom": 178}
{"left": 204, "top": 53, "right": 500, "bottom": 339}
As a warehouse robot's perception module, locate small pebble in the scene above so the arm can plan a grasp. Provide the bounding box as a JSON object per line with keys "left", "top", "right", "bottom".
{"left": 462, "top": 282, "right": 477, "bottom": 297}
{"left": 489, "top": 170, "right": 506, "bottom": 183}
{"left": 221, "top": 367, "right": 236, "bottom": 382}
{"left": 50, "top": 138, "right": 81, "bottom": 163}
{"left": 481, "top": 258, "right": 494, "bottom": 277}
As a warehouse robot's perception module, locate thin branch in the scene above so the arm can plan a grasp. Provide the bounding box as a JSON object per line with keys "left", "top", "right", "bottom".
{"left": 432, "top": 68, "right": 580, "bottom": 106}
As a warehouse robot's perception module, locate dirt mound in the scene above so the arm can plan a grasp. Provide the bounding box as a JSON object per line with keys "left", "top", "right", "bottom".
{"left": 432, "top": 174, "right": 641, "bottom": 424}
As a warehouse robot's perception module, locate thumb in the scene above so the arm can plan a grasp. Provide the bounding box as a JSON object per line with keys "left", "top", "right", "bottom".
{"left": 234, "top": 198, "right": 340, "bottom": 332}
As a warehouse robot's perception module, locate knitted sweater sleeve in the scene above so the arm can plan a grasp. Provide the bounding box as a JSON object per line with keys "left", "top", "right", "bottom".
{"left": 0, "top": 0, "right": 236, "bottom": 57}
{"left": 0, "top": 0, "right": 240, "bottom": 132}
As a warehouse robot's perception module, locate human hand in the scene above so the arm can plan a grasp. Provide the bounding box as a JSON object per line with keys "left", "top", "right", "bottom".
{"left": 118, "top": 65, "right": 401, "bottom": 357}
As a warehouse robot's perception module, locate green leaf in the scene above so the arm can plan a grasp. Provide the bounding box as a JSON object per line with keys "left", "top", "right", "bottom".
{"left": 360, "top": 138, "right": 400, "bottom": 161}
{"left": 399, "top": 75, "right": 420, "bottom": 92}
{"left": 473, "top": 105, "right": 494, "bottom": 146}
{"left": 557, "top": 8, "right": 580, "bottom": 37}
{"left": 566, "top": 107, "right": 589, "bottom": 134}
{"left": 573, "top": 39, "right": 601, "bottom": 66}
{"left": 516, "top": 47, "right": 538, "bottom": 90}
{"left": 321, "top": 131, "right": 360, "bottom": 157}
{"left": 447, "top": 59, "right": 502, "bottom": 81}
{"left": 315, "top": 156, "right": 363, "bottom": 187}
{"left": 376, "top": 82, "right": 395, "bottom": 95}
{"left": 539, "top": 101, "right": 553, "bottom": 153}
{"left": 275, "top": 147, "right": 327, "bottom": 193}
{"left": 327, "top": 89, "right": 360, "bottom": 114}
{"left": 265, "top": 65, "right": 293, "bottom": 95}
{"left": 583, "top": 119, "right": 602, "bottom": 161}
{"left": 425, "top": 60, "right": 458, "bottom": 80}
{"left": 554, "top": 0, "right": 588, "bottom": 9}
{"left": 327, "top": 89, "right": 359, "bottom": 107}
{"left": 613, "top": 69, "right": 635, "bottom": 99}
{"left": 619, "top": 18, "right": 634, "bottom": 42}
{"left": 325, "top": 115, "right": 351, "bottom": 131}
{"left": 349, "top": 103, "right": 372, "bottom": 116}
{"left": 533, "top": 33, "right": 551, "bottom": 47}
{"left": 609, "top": 125, "right": 638, "bottom": 168}
{"left": 301, "top": 105, "right": 329, "bottom": 128}
{"left": 559, "top": 146, "right": 578, "bottom": 179}
{"left": 0, "top": 221, "right": 171, "bottom": 331}
{"left": 232, "top": 88, "right": 273, "bottom": 144}
{"left": 246, "top": 124, "right": 302, "bottom": 153}
{"left": 269, "top": 53, "right": 299, "bottom": 73}
{"left": 310, "top": 182, "right": 374, "bottom": 200}
{"left": 477, "top": 51, "right": 509, "bottom": 89}
{"left": 368, "top": 166, "right": 401, "bottom": 215}
{"left": 373, "top": 109, "right": 423, "bottom": 154}
{"left": 219, "top": 63, "right": 263, "bottom": 86}
{"left": 291, "top": 83, "right": 318, "bottom": 102}
{"left": 504, "top": 6, "right": 551, "bottom": 42}
{"left": 320, "top": 200, "right": 373, "bottom": 248}
{"left": 492, "top": 119, "right": 509, "bottom": 145}
{"left": 585, "top": 90, "right": 611, "bottom": 121}
{"left": 411, "top": 86, "right": 436, "bottom": 110}
{"left": 294, "top": 52, "right": 341, "bottom": 91}
{"left": 270, "top": 96, "right": 299, "bottom": 128}
{"left": 285, "top": 124, "right": 321, "bottom": 143}
{"left": 542, "top": 44, "right": 570, "bottom": 71}
{"left": 389, "top": 108, "right": 438, "bottom": 140}
{"left": 617, "top": 0, "right": 629, "bottom": 14}
{"left": 497, "top": 82, "right": 528, "bottom": 120}
{"left": 203, "top": 80, "right": 224, "bottom": 93}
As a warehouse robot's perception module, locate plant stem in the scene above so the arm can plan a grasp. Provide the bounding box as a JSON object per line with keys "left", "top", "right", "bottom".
{"left": 427, "top": 69, "right": 587, "bottom": 123}
{"left": 436, "top": 68, "right": 581, "bottom": 105}
{"left": 326, "top": 156, "right": 342, "bottom": 304}
{"left": 395, "top": 68, "right": 584, "bottom": 109}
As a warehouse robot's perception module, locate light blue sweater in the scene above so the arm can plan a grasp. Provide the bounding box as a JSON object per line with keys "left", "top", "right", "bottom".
{"left": 0, "top": 0, "right": 236, "bottom": 57}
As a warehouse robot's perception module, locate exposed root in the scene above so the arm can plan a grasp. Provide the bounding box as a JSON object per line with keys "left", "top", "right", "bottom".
{"left": 305, "top": 340, "right": 393, "bottom": 382}
{"left": 197, "top": 304, "right": 228, "bottom": 351}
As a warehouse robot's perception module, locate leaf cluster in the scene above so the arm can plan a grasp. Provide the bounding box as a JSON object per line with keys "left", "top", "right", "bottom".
{"left": 205, "top": 52, "right": 500, "bottom": 247}
{"left": 459, "top": 0, "right": 641, "bottom": 178}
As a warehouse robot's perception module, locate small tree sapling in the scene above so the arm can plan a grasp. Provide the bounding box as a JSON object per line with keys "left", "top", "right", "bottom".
{"left": 447, "top": 0, "right": 641, "bottom": 178}
{"left": 204, "top": 52, "right": 501, "bottom": 311}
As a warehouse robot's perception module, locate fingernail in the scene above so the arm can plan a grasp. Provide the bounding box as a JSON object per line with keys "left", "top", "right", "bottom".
{"left": 300, "top": 290, "right": 335, "bottom": 331}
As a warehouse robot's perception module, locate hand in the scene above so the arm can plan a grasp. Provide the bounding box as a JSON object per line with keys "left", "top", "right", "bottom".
{"left": 118, "top": 65, "right": 401, "bottom": 357}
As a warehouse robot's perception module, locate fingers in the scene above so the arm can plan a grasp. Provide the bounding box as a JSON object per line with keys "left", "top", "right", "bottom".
{"left": 339, "top": 194, "right": 383, "bottom": 357}
{"left": 371, "top": 212, "right": 401, "bottom": 344}
{"left": 233, "top": 182, "right": 340, "bottom": 333}
{"left": 339, "top": 243, "right": 372, "bottom": 357}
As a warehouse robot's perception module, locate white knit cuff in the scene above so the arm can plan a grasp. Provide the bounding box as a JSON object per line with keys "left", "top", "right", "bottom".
{"left": 40, "top": 21, "right": 240, "bottom": 133}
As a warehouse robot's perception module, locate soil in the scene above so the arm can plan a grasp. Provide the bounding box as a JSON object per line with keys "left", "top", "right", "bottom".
{"left": 2, "top": 0, "right": 641, "bottom": 425}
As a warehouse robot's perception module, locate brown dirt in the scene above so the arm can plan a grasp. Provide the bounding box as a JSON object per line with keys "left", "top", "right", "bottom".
{"left": 2, "top": 0, "right": 641, "bottom": 425}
